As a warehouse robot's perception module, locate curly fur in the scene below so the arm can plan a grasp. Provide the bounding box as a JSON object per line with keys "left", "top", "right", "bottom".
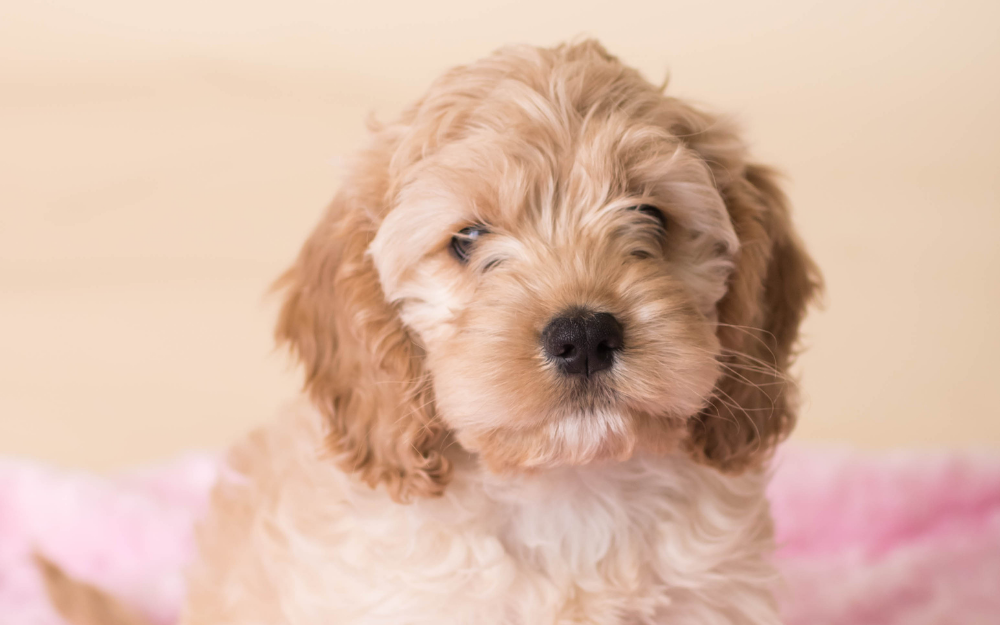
{"left": 43, "top": 40, "right": 820, "bottom": 625}
{"left": 182, "top": 402, "right": 782, "bottom": 625}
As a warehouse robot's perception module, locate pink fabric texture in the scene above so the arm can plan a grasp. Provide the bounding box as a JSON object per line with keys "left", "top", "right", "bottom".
{"left": 2, "top": 447, "right": 998, "bottom": 625}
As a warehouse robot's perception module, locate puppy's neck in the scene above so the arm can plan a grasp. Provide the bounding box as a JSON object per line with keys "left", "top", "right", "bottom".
{"left": 434, "top": 447, "right": 767, "bottom": 555}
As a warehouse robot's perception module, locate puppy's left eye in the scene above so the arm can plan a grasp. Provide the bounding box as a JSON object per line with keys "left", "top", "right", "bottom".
{"left": 630, "top": 204, "right": 668, "bottom": 231}
{"left": 450, "top": 225, "right": 489, "bottom": 263}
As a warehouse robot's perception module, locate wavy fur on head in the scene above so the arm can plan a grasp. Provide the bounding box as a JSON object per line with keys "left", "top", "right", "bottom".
{"left": 42, "top": 40, "right": 820, "bottom": 625}
{"left": 275, "top": 40, "right": 819, "bottom": 501}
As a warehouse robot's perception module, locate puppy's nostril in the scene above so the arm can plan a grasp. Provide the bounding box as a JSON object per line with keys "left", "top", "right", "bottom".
{"left": 597, "top": 334, "right": 622, "bottom": 352}
{"left": 541, "top": 310, "right": 624, "bottom": 376}
{"left": 587, "top": 312, "right": 624, "bottom": 375}
{"left": 541, "top": 316, "right": 588, "bottom": 375}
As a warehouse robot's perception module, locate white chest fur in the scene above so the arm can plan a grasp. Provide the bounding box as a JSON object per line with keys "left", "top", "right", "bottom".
{"left": 182, "top": 404, "right": 781, "bottom": 625}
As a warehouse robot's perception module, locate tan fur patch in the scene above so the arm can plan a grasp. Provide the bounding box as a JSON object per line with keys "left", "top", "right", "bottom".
{"left": 274, "top": 39, "right": 821, "bottom": 497}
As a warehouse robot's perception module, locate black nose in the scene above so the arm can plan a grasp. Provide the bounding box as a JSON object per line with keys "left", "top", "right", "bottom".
{"left": 541, "top": 310, "right": 624, "bottom": 376}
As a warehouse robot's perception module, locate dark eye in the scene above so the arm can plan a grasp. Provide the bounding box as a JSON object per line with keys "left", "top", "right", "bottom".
{"left": 450, "top": 225, "right": 489, "bottom": 263}
{"left": 631, "top": 204, "right": 668, "bottom": 231}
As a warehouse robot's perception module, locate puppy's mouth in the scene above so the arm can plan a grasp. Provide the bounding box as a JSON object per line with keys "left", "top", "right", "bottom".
{"left": 552, "top": 373, "right": 625, "bottom": 411}
{"left": 540, "top": 308, "right": 643, "bottom": 413}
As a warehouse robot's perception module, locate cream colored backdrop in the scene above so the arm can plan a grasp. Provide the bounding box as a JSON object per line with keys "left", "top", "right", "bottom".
{"left": 2, "top": 0, "right": 998, "bottom": 469}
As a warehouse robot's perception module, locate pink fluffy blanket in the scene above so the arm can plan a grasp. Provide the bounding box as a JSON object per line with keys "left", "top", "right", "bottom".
{"left": 3, "top": 447, "right": 999, "bottom": 625}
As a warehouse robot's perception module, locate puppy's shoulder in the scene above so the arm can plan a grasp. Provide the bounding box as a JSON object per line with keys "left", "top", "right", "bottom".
{"left": 180, "top": 400, "right": 347, "bottom": 624}
{"left": 223, "top": 399, "right": 329, "bottom": 479}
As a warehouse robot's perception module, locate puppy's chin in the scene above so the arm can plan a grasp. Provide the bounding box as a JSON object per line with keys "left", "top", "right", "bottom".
{"left": 449, "top": 406, "right": 695, "bottom": 474}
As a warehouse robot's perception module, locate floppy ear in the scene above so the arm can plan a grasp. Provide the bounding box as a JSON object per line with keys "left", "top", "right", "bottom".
{"left": 274, "top": 153, "right": 451, "bottom": 502}
{"left": 670, "top": 107, "right": 822, "bottom": 473}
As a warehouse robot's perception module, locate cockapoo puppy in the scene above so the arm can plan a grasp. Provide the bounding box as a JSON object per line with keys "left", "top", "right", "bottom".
{"left": 44, "top": 40, "right": 820, "bottom": 625}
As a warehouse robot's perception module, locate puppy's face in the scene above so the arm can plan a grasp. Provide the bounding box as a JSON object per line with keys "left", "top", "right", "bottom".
{"left": 277, "top": 41, "right": 820, "bottom": 501}
{"left": 372, "top": 116, "right": 737, "bottom": 471}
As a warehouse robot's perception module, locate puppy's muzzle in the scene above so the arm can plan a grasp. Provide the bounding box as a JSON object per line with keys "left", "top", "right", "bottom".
{"left": 541, "top": 310, "right": 623, "bottom": 376}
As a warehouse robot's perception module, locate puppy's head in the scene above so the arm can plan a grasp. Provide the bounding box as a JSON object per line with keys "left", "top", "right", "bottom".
{"left": 276, "top": 41, "right": 821, "bottom": 502}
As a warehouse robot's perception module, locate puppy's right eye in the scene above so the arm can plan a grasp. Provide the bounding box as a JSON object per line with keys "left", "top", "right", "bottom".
{"left": 450, "top": 225, "right": 489, "bottom": 263}
{"left": 631, "top": 204, "right": 668, "bottom": 232}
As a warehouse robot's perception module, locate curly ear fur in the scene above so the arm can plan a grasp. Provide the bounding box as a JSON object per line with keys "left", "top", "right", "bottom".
{"left": 673, "top": 107, "right": 822, "bottom": 472}
{"left": 274, "top": 142, "right": 451, "bottom": 503}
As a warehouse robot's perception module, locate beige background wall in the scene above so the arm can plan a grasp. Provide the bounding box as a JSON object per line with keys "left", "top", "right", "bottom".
{"left": 2, "top": 0, "right": 998, "bottom": 470}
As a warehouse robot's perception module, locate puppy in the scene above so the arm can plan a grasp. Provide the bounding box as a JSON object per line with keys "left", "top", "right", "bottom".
{"left": 45, "top": 40, "right": 820, "bottom": 625}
